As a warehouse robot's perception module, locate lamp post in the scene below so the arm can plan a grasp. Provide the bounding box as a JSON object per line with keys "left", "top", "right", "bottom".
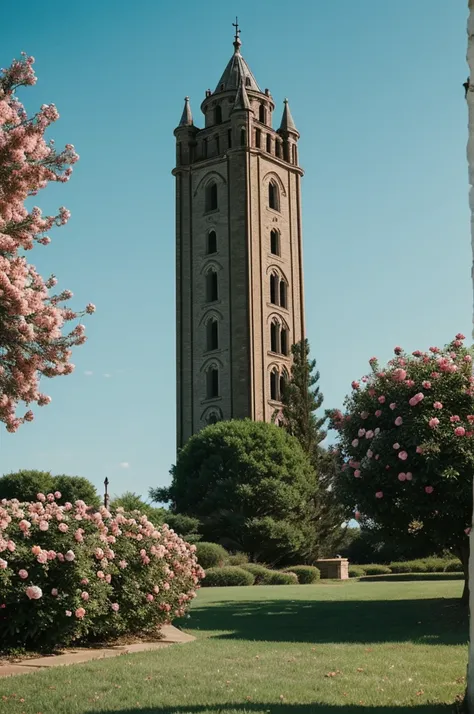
{"left": 104, "top": 477, "right": 110, "bottom": 509}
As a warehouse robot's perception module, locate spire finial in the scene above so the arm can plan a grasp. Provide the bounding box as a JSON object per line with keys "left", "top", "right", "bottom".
{"left": 178, "top": 96, "right": 193, "bottom": 127}
{"left": 232, "top": 16, "right": 242, "bottom": 52}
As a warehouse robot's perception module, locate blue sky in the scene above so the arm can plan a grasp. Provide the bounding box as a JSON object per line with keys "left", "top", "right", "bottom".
{"left": 0, "top": 1, "right": 470, "bottom": 504}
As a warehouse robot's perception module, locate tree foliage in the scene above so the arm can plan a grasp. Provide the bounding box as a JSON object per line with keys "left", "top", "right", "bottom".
{"left": 328, "top": 334, "right": 474, "bottom": 593}
{"left": 0, "top": 470, "right": 100, "bottom": 507}
{"left": 154, "top": 420, "right": 317, "bottom": 565}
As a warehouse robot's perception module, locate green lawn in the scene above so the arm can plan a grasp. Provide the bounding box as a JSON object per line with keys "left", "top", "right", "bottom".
{"left": 0, "top": 580, "right": 467, "bottom": 713}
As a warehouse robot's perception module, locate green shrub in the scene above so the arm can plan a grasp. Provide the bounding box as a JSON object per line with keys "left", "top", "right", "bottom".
{"left": 227, "top": 552, "right": 249, "bottom": 566}
{"left": 348, "top": 565, "right": 366, "bottom": 578}
{"left": 195, "top": 542, "right": 228, "bottom": 570}
{"left": 262, "top": 570, "right": 298, "bottom": 585}
{"left": 389, "top": 561, "right": 415, "bottom": 573}
{"left": 201, "top": 567, "right": 255, "bottom": 587}
{"left": 362, "top": 564, "right": 391, "bottom": 575}
{"left": 445, "top": 560, "right": 463, "bottom": 572}
{"left": 284, "top": 565, "right": 320, "bottom": 584}
{"left": 241, "top": 563, "right": 269, "bottom": 584}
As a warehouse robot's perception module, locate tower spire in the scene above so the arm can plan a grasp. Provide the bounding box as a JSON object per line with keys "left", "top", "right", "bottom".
{"left": 179, "top": 96, "right": 193, "bottom": 127}
{"left": 232, "top": 16, "right": 242, "bottom": 53}
{"left": 279, "top": 98, "right": 298, "bottom": 135}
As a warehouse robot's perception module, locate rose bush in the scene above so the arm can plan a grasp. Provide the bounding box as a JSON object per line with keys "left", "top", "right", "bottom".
{"left": 328, "top": 334, "right": 474, "bottom": 601}
{"left": 0, "top": 494, "right": 204, "bottom": 651}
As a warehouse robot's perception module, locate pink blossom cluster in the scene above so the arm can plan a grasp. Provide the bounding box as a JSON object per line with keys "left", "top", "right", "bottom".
{"left": 0, "top": 493, "right": 204, "bottom": 647}
{"left": 0, "top": 54, "right": 95, "bottom": 431}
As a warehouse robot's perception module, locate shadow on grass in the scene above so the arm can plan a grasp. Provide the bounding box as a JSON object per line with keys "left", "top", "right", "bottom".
{"left": 185, "top": 597, "right": 467, "bottom": 646}
{"left": 82, "top": 702, "right": 459, "bottom": 713}
{"left": 360, "top": 574, "right": 463, "bottom": 583}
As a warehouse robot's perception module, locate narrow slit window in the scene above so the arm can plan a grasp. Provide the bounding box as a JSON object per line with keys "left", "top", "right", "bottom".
{"left": 270, "top": 322, "right": 279, "bottom": 353}
{"left": 207, "top": 367, "right": 219, "bottom": 399}
{"left": 207, "top": 230, "right": 217, "bottom": 254}
{"left": 255, "top": 129, "right": 261, "bottom": 148}
{"left": 259, "top": 104, "right": 266, "bottom": 124}
{"left": 214, "top": 106, "right": 222, "bottom": 124}
{"left": 240, "top": 127, "right": 246, "bottom": 146}
{"left": 270, "top": 274, "right": 278, "bottom": 305}
{"left": 279, "top": 280, "right": 287, "bottom": 309}
{"left": 215, "top": 135, "right": 220, "bottom": 154}
{"left": 206, "top": 270, "right": 218, "bottom": 302}
{"left": 227, "top": 128, "right": 232, "bottom": 148}
{"left": 266, "top": 134, "right": 272, "bottom": 153}
{"left": 270, "top": 229, "right": 280, "bottom": 256}
{"left": 269, "top": 181, "right": 279, "bottom": 211}
{"left": 279, "top": 375, "right": 286, "bottom": 400}
{"left": 205, "top": 182, "right": 218, "bottom": 212}
{"left": 270, "top": 370, "right": 278, "bottom": 401}
{"left": 206, "top": 319, "right": 218, "bottom": 351}
{"left": 281, "top": 328, "right": 289, "bottom": 356}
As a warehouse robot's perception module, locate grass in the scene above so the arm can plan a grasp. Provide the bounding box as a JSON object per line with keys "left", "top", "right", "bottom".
{"left": 0, "top": 580, "right": 467, "bottom": 713}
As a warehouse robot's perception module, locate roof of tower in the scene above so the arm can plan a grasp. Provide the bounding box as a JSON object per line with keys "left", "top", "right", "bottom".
{"left": 233, "top": 77, "right": 252, "bottom": 111}
{"left": 279, "top": 98, "right": 298, "bottom": 134}
{"left": 214, "top": 23, "right": 261, "bottom": 94}
{"left": 179, "top": 96, "right": 193, "bottom": 126}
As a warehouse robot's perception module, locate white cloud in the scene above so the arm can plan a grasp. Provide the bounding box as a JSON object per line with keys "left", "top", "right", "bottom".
{"left": 119, "top": 462, "right": 130, "bottom": 469}
{"left": 104, "top": 373, "right": 111, "bottom": 378}
{"left": 84, "top": 370, "right": 93, "bottom": 376}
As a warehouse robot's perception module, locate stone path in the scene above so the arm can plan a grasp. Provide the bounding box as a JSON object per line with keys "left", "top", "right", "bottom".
{"left": 0, "top": 625, "right": 195, "bottom": 678}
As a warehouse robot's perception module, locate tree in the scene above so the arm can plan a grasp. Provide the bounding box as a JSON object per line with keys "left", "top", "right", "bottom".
{"left": 152, "top": 420, "right": 317, "bottom": 565}
{"left": 112, "top": 491, "right": 201, "bottom": 540}
{"left": 277, "top": 339, "right": 347, "bottom": 560}
{"left": 0, "top": 53, "right": 95, "bottom": 432}
{"left": 0, "top": 470, "right": 100, "bottom": 507}
{"left": 328, "top": 335, "right": 474, "bottom": 601}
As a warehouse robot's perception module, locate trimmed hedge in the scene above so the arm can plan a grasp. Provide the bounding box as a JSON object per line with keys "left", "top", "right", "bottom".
{"left": 349, "top": 565, "right": 366, "bottom": 578}
{"left": 201, "top": 566, "right": 255, "bottom": 587}
{"left": 195, "top": 542, "right": 229, "bottom": 570}
{"left": 445, "top": 560, "right": 463, "bottom": 572}
{"left": 284, "top": 565, "right": 320, "bottom": 584}
{"left": 227, "top": 552, "right": 249, "bottom": 566}
{"left": 241, "top": 563, "right": 269, "bottom": 584}
{"left": 362, "top": 564, "right": 391, "bottom": 576}
{"left": 262, "top": 571, "right": 298, "bottom": 585}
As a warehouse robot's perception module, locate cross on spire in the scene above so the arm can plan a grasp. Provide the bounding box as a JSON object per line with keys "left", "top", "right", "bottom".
{"left": 232, "top": 16, "right": 242, "bottom": 51}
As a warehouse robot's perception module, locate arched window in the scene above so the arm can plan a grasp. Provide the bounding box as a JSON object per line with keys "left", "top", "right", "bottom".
{"left": 270, "top": 321, "right": 280, "bottom": 353}
{"left": 245, "top": 76, "right": 251, "bottom": 87}
{"left": 281, "top": 327, "right": 289, "bottom": 356}
{"left": 266, "top": 134, "right": 272, "bottom": 153}
{"left": 205, "top": 182, "right": 218, "bottom": 212}
{"left": 207, "top": 230, "right": 217, "bottom": 254}
{"left": 206, "top": 270, "right": 218, "bottom": 302}
{"left": 270, "top": 229, "right": 280, "bottom": 256}
{"left": 255, "top": 128, "right": 261, "bottom": 148}
{"left": 240, "top": 127, "right": 246, "bottom": 147}
{"left": 206, "top": 318, "right": 218, "bottom": 351}
{"left": 259, "top": 104, "right": 266, "bottom": 124}
{"left": 270, "top": 369, "right": 278, "bottom": 401}
{"left": 206, "top": 366, "right": 219, "bottom": 399}
{"left": 215, "top": 135, "right": 220, "bottom": 154}
{"left": 214, "top": 105, "right": 222, "bottom": 124}
{"left": 269, "top": 181, "right": 279, "bottom": 211}
{"left": 207, "top": 412, "right": 219, "bottom": 425}
{"left": 279, "top": 280, "right": 287, "bottom": 309}
{"left": 279, "top": 373, "right": 287, "bottom": 400}
{"left": 270, "top": 274, "right": 278, "bottom": 305}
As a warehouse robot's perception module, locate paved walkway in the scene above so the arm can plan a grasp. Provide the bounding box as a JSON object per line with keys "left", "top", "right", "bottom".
{"left": 0, "top": 625, "right": 195, "bottom": 678}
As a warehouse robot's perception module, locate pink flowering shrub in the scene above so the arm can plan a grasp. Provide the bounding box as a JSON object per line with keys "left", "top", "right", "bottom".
{"left": 0, "top": 53, "right": 95, "bottom": 432}
{"left": 0, "top": 495, "right": 204, "bottom": 651}
{"left": 328, "top": 335, "right": 474, "bottom": 599}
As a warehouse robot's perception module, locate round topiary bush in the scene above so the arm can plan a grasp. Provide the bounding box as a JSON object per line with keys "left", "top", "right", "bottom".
{"left": 262, "top": 570, "right": 298, "bottom": 585}
{"left": 227, "top": 552, "right": 249, "bottom": 566}
{"left": 284, "top": 565, "right": 320, "bottom": 584}
{"left": 241, "top": 563, "right": 269, "bottom": 584}
{"left": 195, "top": 542, "right": 228, "bottom": 570}
{"left": 362, "top": 564, "right": 392, "bottom": 576}
{"left": 201, "top": 566, "right": 255, "bottom": 587}
{"left": 0, "top": 495, "right": 204, "bottom": 652}
{"left": 348, "top": 565, "right": 366, "bottom": 578}
{"left": 445, "top": 560, "right": 463, "bottom": 572}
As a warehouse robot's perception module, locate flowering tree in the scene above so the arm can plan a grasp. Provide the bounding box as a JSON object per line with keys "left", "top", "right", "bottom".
{"left": 0, "top": 53, "right": 94, "bottom": 432}
{"left": 328, "top": 334, "right": 474, "bottom": 601}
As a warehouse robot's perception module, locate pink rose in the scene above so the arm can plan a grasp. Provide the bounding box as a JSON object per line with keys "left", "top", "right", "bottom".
{"left": 365, "top": 430, "right": 374, "bottom": 439}
{"left": 393, "top": 443, "right": 400, "bottom": 450}
{"left": 153, "top": 585, "right": 160, "bottom": 594}
{"left": 37, "top": 493, "right": 46, "bottom": 502}
{"left": 97, "top": 571, "right": 105, "bottom": 579}
{"left": 433, "top": 402, "right": 443, "bottom": 410}
{"left": 65, "top": 610, "right": 72, "bottom": 617}
{"left": 465, "top": 355, "right": 473, "bottom": 363}
{"left": 374, "top": 427, "right": 380, "bottom": 435}
{"left": 351, "top": 381, "right": 360, "bottom": 390}
{"left": 422, "top": 381, "right": 431, "bottom": 389}
{"left": 26, "top": 585, "right": 42, "bottom": 600}
{"left": 354, "top": 470, "right": 361, "bottom": 478}
{"left": 80, "top": 577, "right": 89, "bottom": 585}
{"left": 378, "top": 396, "right": 386, "bottom": 404}
{"left": 429, "top": 418, "right": 440, "bottom": 429}
{"left": 393, "top": 368, "right": 407, "bottom": 382}
{"left": 398, "top": 451, "right": 408, "bottom": 461}
{"left": 39, "top": 520, "right": 49, "bottom": 531}
{"left": 0, "top": 559, "right": 7, "bottom": 570}
{"left": 352, "top": 439, "right": 359, "bottom": 447}
{"left": 465, "top": 527, "right": 471, "bottom": 535}
{"left": 375, "top": 454, "right": 380, "bottom": 460}
{"left": 405, "top": 472, "right": 413, "bottom": 481}
{"left": 455, "top": 426, "right": 466, "bottom": 436}
{"left": 31, "top": 545, "right": 41, "bottom": 556}
{"left": 163, "top": 582, "right": 171, "bottom": 591}
{"left": 111, "top": 603, "right": 119, "bottom": 612}
{"left": 375, "top": 491, "right": 384, "bottom": 499}
{"left": 456, "top": 333, "right": 466, "bottom": 340}
{"left": 64, "top": 550, "right": 75, "bottom": 562}
{"left": 51, "top": 588, "right": 58, "bottom": 596}
{"left": 367, "top": 449, "right": 373, "bottom": 458}
{"left": 146, "top": 594, "right": 154, "bottom": 602}
{"left": 361, "top": 411, "right": 369, "bottom": 420}
{"left": 37, "top": 551, "right": 48, "bottom": 564}
{"left": 394, "top": 346, "right": 402, "bottom": 355}
{"left": 75, "top": 607, "right": 86, "bottom": 619}
{"left": 395, "top": 416, "right": 403, "bottom": 426}
{"left": 450, "top": 415, "right": 461, "bottom": 423}
{"left": 358, "top": 429, "right": 365, "bottom": 437}
{"left": 18, "top": 569, "right": 28, "bottom": 580}
{"left": 105, "top": 574, "right": 112, "bottom": 583}
{"left": 375, "top": 410, "right": 382, "bottom": 417}
{"left": 398, "top": 473, "right": 406, "bottom": 481}
{"left": 58, "top": 523, "right": 68, "bottom": 533}
{"left": 416, "top": 446, "right": 423, "bottom": 454}
{"left": 81, "top": 592, "right": 89, "bottom": 601}
{"left": 390, "top": 403, "right": 396, "bottom": 410}
{"left": 119, "top": 560, "right": 127, "bottom": 569}
{"left": 425, "top": 486, "right": 434, "bottom": 494}
{"left": 54, "top": 491, "right": 62, "bottom": 499}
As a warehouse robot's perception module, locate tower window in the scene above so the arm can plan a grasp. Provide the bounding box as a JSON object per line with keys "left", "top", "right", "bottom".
{"left": 279, "top": 373, "right": 287, "bottom": 400}
{"left": 281, "top": 328, "right": 289, "bottom": 356}
{"left": 203, "top": 138, "right": 208, "bottom": 159}
{"left": 206, "top": 270, "right": 218, "bottom": 302}
{"left": 292, "top": 144, "right": 297, "bottom": 164}
{"left": 207, "top": 230, "right": 217, "bottom": 255}
{"left": 270, "top": 274, "right": 278, "bottom": 305}
{"left": 206, "top": 367, "right": 219, "bottom": 399}
{"left": 270, "top": 321, "right": 280, "bottom": 353}
{"left": 280, "top": 280, "right": 288, "bottom": 309}
{"left": 215, "top": 134, "right": 220, "bottom": 154}
{"left": 266, "top": 134, "right": 272, "bottom": 153}
{"left": 270, "top": 369, "right": 278, "bottom": 401}
{"left": 240, "top": 127, "right": 246, "bottom": 146}
{"left": 270, "top": 229, "right": 280, "bottom": 256}
{"left": 275, "top": 141, "right": 282, "bottom": 159}
{"left": 269, "top": 181, "right": 279, "bottom": 211}
{"left": 205, "top": 182, "right": 218, "bottom": 212}
{"left": 214, "top": 105, "right": 222, "bottom": 124}
{"left": 206, "top": 318, "right": 218, "bottom": 351}
{"left": 227, "top": 128, "right": 232, "bottom": 148}
{"left": 255, "top": 129, "right": 261, "bottom": 148}
{"left": 245, "top": 76, "right": 251, "bottom": 87}
{"left": 207, "top": 411, "right": 219, "bottom": 425}
{"left": 259, "top": 104, "right": 266, "bottom": 124}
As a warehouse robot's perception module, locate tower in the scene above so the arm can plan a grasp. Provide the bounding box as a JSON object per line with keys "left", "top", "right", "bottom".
{"left": 173, "top": 24, "right": 305, "bottom": 448}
